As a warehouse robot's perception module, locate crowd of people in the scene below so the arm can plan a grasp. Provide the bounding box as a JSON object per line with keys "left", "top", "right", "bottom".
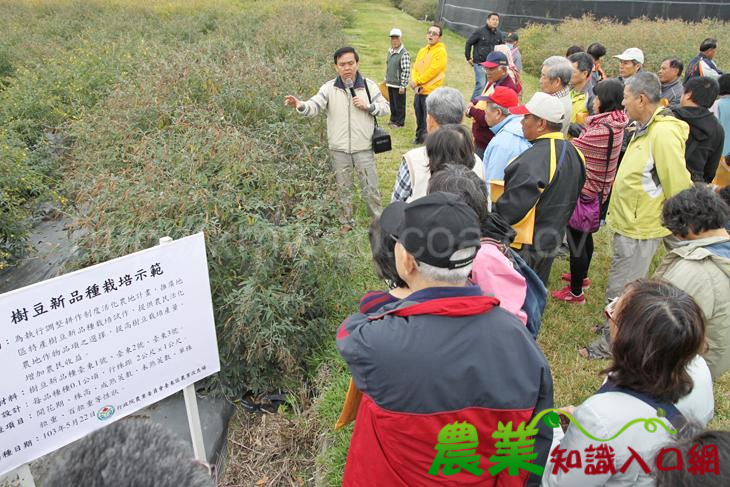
{"left": 284, "top": 11, "right": 729, "bottom": 486}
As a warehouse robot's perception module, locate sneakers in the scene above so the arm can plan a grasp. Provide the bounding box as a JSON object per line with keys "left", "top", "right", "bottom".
{"left": 561, "top": 273, "right": 590, "bottom": 289}
{"left": 551, "top": 286, "right": 586, "bottom": 304}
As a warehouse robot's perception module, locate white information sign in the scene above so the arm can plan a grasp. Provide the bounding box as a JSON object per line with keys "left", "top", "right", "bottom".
{"left": 0, "top": 232, "right": 219, "bottom": 477}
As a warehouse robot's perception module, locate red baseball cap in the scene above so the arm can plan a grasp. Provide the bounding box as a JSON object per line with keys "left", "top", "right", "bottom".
{"left": 479, "top": 86, "right": 519, "bottom": 108}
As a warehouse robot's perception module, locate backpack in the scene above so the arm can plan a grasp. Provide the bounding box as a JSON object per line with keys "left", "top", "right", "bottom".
{"left": 509, "top": 249, "right": 547, "bottom": 338}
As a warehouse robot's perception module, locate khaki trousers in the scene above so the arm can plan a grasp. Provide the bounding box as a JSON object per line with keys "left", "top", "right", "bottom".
{"left": 605, "top": 233, "right": 662, "bottom": 301}
{"left": 329, "top": 150, "right": 382, "bottom": 223}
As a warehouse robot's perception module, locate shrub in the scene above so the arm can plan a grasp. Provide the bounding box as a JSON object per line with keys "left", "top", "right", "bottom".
{"left": 519, "top": 15, "right": 730, "bottom": 77}
{"left": 0, "top": 132, "right": 51, "bottom": 267}
{"left": 392, "top": 0, "right": 437, "bottom": 21}
{"left": 63, "top": 0, "right": 363, "bottom": 396}
{"left": 0, "top": 0, "right": 165, "bottom": 267}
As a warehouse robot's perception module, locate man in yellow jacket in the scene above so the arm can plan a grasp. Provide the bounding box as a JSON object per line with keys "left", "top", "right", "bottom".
{"left": 584, "top": 72, "right": 693, "bottom": 359}
{"left": 410, "top": 23, "right": 447, "bottom": 144}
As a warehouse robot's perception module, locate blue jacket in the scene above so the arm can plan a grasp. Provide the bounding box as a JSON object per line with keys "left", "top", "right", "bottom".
{"left": 713, "top": 96, "right": 730, "bottom": 156}
{"left": 483, "top": 115, "right": 531, "bottom": 182}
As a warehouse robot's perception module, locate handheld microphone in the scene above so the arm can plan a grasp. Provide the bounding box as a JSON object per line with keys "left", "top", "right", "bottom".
{"left": 345, "top": 78, "right": 356, "bottom": 98}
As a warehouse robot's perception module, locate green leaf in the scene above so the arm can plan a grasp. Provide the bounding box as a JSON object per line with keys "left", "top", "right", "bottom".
{"left": 544, "top": 412, "right": 561, "bottom": 428}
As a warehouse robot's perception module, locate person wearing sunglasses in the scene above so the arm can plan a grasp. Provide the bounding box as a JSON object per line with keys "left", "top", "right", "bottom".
{"left": 410, "top": 24, "right": 447, "bottom": 145}
{"left": 543, "top": 279, "right": 714, "bottom": 487}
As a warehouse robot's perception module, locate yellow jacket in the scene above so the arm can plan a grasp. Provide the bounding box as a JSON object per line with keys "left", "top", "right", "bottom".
{"left": 412, "top": 42, "right": 447, "bottom": 95}
{"left": 606, "top": 106, "right": 693, "bottom": 239}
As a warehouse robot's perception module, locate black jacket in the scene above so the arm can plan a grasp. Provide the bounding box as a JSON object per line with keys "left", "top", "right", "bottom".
{"left": 464, "top": 25, "right": 503, "bottom": 64}
{"left": 495, "top": 135, "right": 586, "bottom": 252}
{"left": 673, "top": 106, "right": 725, "bottom": 183}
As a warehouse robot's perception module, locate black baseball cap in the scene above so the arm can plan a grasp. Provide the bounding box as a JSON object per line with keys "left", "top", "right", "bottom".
{"left": 380, "top": 192, "right": 481, "bottom": 269}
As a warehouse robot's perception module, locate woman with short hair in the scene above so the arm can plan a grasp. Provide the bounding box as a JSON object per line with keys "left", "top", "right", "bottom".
{"left": 654, "top": 186, "right": 730, "bottom": 379}
{"left": 542, "top": 279, "right": 714, "bottom": 487}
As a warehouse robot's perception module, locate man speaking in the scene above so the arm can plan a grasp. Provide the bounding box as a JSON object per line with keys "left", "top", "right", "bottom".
{"left": 285, "top": 47, "right": 390, "bottom": 230}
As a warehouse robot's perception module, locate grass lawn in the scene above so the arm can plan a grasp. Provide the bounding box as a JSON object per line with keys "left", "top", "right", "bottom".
{"left": 311, "top": 0, "right": 730, "bottom": 485}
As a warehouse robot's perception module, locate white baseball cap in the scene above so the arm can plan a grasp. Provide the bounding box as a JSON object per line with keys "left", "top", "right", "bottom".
{"left": 389, "top": 28, "right": 402, "bottom": 37}
{"left": 509, "top": 92, "right": 565, "bottom": 124}
{"left": 614, "top": 48, "right": 645, "bottom": 65}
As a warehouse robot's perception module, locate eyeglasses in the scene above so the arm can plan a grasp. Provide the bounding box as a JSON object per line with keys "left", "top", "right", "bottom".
{"left": 604, "top": 297, "right": 619, "bottom": 323}
{"left": 427, "top": 31, "right": 440, "bottom": 36}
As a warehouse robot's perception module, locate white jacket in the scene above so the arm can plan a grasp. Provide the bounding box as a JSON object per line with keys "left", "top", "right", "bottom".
{"left": 542, "top": 356, "right": 714, "bottom": 487}
{"left": 403, "top": 146, "right": 485, "bottom": 202}
{"left": 297, "top": 74, "right": 390, "bottom": 153}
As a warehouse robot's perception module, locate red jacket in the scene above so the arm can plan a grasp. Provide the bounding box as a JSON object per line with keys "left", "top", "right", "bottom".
{"left": 469, "top": 76, "right": 519, "bottom": 149}
{"left": 336, "top": 286, "right": 554, "bottom": 486}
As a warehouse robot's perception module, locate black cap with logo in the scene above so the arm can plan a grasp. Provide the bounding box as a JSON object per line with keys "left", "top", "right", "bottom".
{"left": 380, "top": 192, "right": 481, "bottom": 269}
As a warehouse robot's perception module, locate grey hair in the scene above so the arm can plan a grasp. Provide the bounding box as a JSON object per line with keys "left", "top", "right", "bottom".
{"left": 417, "top": 247, "right": 476, "bottom": 283}
{"left": 487, "top": 102, "right": 511, "bottom": 118}
{"left": 626, "top": 71, "right": 661, "bottom": 103}
{"left": 45, "top": 419, "right": 215, "bottom": 487}
{"left": 426, "top": 87, "right": 466, "bottom": 125}
{"left": 542, "top": 56, "right": 573, "bottom": 86}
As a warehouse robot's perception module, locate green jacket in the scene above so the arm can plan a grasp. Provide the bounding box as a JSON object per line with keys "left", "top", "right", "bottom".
{"left": 606, "top": 107, "right": 693, "bottom": 239}
{"left": 654, "top": 235, "right": 730, "bottom": 379}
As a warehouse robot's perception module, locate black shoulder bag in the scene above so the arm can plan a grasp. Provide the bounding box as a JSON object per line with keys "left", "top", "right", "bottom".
{"left": 363, "top": 80, "right": 392, "bottom": 153}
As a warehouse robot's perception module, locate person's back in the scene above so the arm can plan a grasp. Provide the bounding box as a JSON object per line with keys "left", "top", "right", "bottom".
{"left": 654, "top": 186, "right": 730, "bottom": 379}
{"left": 337, "top": 192, "right": 553, "bottom": 486}
{"left": 714, "top": 97, "right": 730, "bottom": 156}
{"left": 711, "top": 73, "right": 730, "bottom": 158}
{"left": 497, "top": 135, "right": 585, "bottom": 252}
{"left": 427, "top": 166, "right": 530, "bottom": 325}
{"left": 340, "top": 295, "right": 552, "bottom": 486}
{"left": 656, "top": 237, "right": 730, "bottom": 378}
{"left": 484, "top": 115, "right": 531, "bottom": 182}
{"left": 543, "top": 280, "right": 714, "bottom": 487}
{"left": 672, "top": 76, "right": 724, "bottom": 183}
{"left": 543, "top": 356, "right": 713, "bottom": 487}
{"left": 495, "top": 92, "right": 585, "bottom": 284}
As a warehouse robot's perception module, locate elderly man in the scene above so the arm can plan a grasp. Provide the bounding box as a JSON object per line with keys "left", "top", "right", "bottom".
{"left": 614, "top": 47, "right": 644, "bottom": 83}
{"left": 568, "top": 52, "right": 595, "bottom": 125}
{"left": 392, "top": 87, "right": 484, "bottom": 202}
{"left": 467, "top": 51, "right": 518, "bottom": 157}
{"left": 465, "top": 12, "right": 503, "bottom": 101}
{"left": 495, "top": 92, "right": 586, "bottom": 284}
{"left": 539, "top": 56, "right": 574, "bottom": 135}
{"left": 584, "top": 72, "right": 694, "bottom": 359}
{"left": 285, "top": 46, "right": 389, "bottom": 229}
{"left": 385, "top": 28, "right": 411, "bottom": 128}
{"left": 482, "top": 86, "right": 531, "bottom": 183}
{"left": 337, "top": 191, "right": 554, "bottom": 487}
{"left": 411, "top": 23, "right": 447, "bottom": 145}
{"left": 658, "top": 57, "right": 684, "bottom": 108}
{"left": 686, "top": 38, "right": 723, "bottom": 80}
{"left": 674, "top": 76, "right": 725, "bottom": 183}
